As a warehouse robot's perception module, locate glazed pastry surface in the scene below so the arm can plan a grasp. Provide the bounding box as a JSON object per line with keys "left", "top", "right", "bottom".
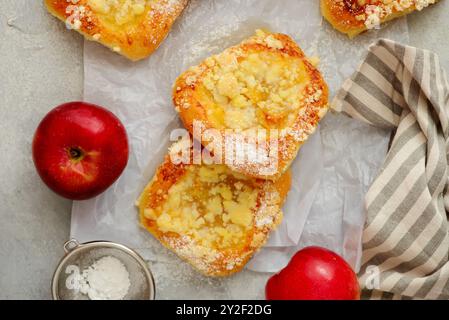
{"left": 321, "top": 0, "right": 438, "bottom": 38}
{"left": 173, "top": 30, "right": 329, "bottom": 180}
{"left": 137, "top": 142, "right": 291, "bottom": 277}
{"left": 45, "top": 0, "right": 188, "bottom": 60}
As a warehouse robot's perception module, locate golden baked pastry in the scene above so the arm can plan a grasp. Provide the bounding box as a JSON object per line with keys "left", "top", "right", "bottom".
{"left": 44, "top": 0, "right": 188, "bottom": 61}
{"left": 173, "top": 30, "right": 329, "bottom": 180}
{"left": 137, "top": 141, "right": 292, "bottom": 277}
{"left": 321, "top": 0, "right": 438, "bottom": 38}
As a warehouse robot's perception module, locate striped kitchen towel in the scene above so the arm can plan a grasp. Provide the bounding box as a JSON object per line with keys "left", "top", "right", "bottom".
{"left": 332, "top": 39, "right": 449, "bottom": 300}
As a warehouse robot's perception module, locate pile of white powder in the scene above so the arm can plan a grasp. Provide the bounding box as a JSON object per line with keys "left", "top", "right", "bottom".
{"left": 66, "top": 256, "right": 131, "bottom": 300}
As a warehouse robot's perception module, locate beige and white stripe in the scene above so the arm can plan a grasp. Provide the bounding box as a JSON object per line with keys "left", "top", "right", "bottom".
{"left": 332, "top": 39, "right": 449, "bottom": 300}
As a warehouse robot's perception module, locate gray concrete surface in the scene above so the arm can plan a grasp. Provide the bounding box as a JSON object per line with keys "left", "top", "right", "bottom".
{"left": 0, "top": 0, "right": 448, "bottom": 300}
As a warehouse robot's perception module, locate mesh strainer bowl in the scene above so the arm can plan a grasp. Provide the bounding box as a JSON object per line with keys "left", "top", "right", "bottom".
{"left": 52, "top": 239, "right": 155, "bottom": 300}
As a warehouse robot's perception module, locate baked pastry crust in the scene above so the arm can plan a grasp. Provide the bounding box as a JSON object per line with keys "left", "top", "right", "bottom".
{"left": 44, "top": 0, "right": 188, "bottom": 61}
{"left": 137, "top": 141, "right": 292, "bottom": 277}
{"left": 173, "top": 30, "right": 329, "bottom": 180}
{"left": 321, "top": 0, "right": 438, "bottom": 38}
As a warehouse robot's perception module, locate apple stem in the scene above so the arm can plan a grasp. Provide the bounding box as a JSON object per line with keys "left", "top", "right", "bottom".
{"left": 69, "top": 147, "right": 83, "bottom": 160}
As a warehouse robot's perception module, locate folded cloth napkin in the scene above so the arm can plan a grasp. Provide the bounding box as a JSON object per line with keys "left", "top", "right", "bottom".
{"left": 333, "top": 39, "right": 449, "bottom": 300}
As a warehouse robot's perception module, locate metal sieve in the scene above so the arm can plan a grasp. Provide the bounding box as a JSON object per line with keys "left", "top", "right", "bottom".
{"left": 51, "top": 239, "right": 155, "bottom": 300}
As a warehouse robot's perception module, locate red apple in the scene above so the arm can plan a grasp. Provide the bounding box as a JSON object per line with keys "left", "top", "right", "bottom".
{"left": 266, "top": 246, "right": 360, "bottom": 300}
{"left": 32, "top": 102, "right": 129, "bottom": 200}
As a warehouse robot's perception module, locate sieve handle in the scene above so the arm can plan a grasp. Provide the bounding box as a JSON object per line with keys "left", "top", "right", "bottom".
{"left": 63, "top": 239, "right": 80, "bottom": 254}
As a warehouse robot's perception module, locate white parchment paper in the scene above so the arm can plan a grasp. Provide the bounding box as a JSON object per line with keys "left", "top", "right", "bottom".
{"left": 72, "top": 0, "right": 407, "bottom": 298}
